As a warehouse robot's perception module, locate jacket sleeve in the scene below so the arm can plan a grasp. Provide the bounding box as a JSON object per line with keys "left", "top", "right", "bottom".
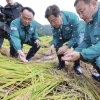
{"left": 10, "top": 21, "right": 22, "bottom": 51}
{"left": 67, "top": 14, "right": 83, "bottom": 48}
{"left": 75, "top": 25, "right": 91, "bottom": 52}
{"left": 80, "top": 41, "right": 100, "bottom": 61}
{"left": 0, "top": 6, "right": 6, "bottom": 22}
{"left": 75, "top": 25, "right": 100, "bottom": 61}
{"left": 32, "top": 22, "right": 39, "bottom": 40}
{"left": 75, "top": 34, "right": 91, "bottom": 52}
{"left": 0, "top": 13, "right": 5, "bottom": 22}
{"left": 51, "top": 29, "right": 59, "bottom": 47}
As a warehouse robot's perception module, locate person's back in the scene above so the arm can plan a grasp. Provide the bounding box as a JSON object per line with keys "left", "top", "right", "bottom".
{"left": 0, "top": 0, "right": 23, "bottom": 48}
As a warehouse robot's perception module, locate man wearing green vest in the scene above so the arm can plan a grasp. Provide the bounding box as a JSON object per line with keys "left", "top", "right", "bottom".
{"left": 45, "top": 5, "right": 84, "bottom": 74}
{"left": 62, "top": 0, "right": 100, "bottom": 82}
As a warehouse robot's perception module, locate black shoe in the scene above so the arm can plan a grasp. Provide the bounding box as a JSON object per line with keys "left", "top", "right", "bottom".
{"left": 56, "top": 64, "right": 65, "bottom": 70}
{"left": 74, "top": 65, "right": 82, "bottom": 75}
{"left": 92, "top": 73, "right": 100, "bottom": 82}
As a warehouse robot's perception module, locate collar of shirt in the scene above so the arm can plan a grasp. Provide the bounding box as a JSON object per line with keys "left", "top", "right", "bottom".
{"left": 61, "top": 11, "right": 69, "bottom": 25}
{"left": 90, "top": 2, "right": 100, "bottom": 24}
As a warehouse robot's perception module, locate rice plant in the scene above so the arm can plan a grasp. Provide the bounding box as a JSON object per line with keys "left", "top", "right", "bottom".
{"left": 0, "top": 37, "right": 100, "bottom": 100}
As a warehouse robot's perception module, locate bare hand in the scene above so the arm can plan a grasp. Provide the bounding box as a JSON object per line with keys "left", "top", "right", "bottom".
{"left": 17, "top": 50, "right": 28, "bottom": 62}
{"left": 35, "top": 40, "right": 40, "bottom": 48}
{"left": 57, "top": 46, "right": 68, "bottom": 55}
{"left": 48, "top": 45, "right": 55, "bottom": 55}
{"left": 62, "top": 51, "right": 80, "bottom": 62}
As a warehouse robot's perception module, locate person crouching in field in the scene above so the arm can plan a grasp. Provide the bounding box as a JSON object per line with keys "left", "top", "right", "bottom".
{"left": 9, "top": 7, "right": 40, "bottom": 62}
{"left": 45, "top": 4, "right": 84, "bottom": 74}
{"left": 62, "top": 0, "right": 100, "bottom": 82}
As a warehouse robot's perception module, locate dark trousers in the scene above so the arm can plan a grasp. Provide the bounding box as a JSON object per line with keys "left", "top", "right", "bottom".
{"left": 10, "top": 38, "right": 40, "bottom": 60}
{"left": 55, "top": 38, "right": 79, "bottom": 66}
